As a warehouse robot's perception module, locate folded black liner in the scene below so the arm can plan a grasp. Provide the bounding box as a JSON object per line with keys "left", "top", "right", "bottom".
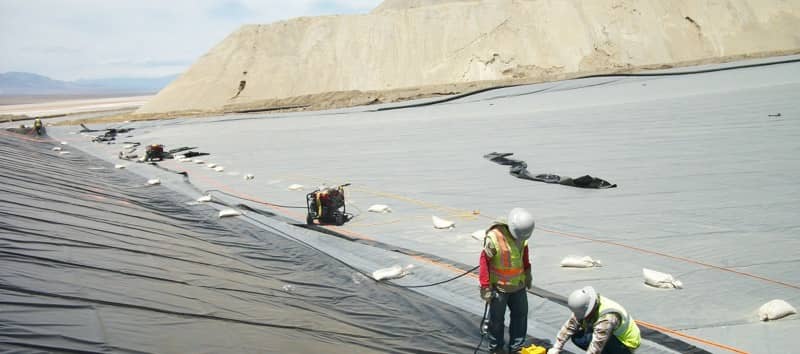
{"left": 0, "top": 131, "right": 482, "bottom": 353}
{"left": 485, "top": 152, "right": 617, "bottom": 189}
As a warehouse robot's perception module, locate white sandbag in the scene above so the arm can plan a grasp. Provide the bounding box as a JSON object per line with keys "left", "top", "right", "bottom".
{"left": 214, "top": 166, "right": 225, "bottom": 172}
{"left": 288, "top": 184, "right": 304, "bottom": 191}
{"left": 114, "top": 164, "right": 126, "bottom": 169}
{"left": 643, "top": 268, "right": 683, "bottom": 289}
{"left": 206, "top": 163, "right": 217, "bottom": 168}
{"left": 471, "top": 229, "right": 487, "bottom": 241}
{"left": 244, "top": 174, "right": 255, "bottom": 180}
{"left": 759, "top": 299, "right": 797, "bottom": 321}
{"left": 372, "top": 264, "right": 414, "bottom": 281}
{"left": 52, "top": 147, "right": 62, "bottom": 151}
{"left": 368, "top": 204, "right": 392, "bottom": 213}
{"left": 193, "top": 159, "right": 205, "bottom": 164}
{"left": 432, "top": 215, "right": 455, "bottom": 230}
{"left": 218, "top": 209, "right": 242, "bottom": 218}
{"left": 59, "top": 151, "right": 70, "bottom": 155}
{"left": 560, "top": 256, "right": 603, "bottom": 268}
{"left": 196, "top": 195, "right": 212, "bottom": 203}
{"left": 60, "top": 141, "right": 68, "bottom": 145}
{"left": 146, "top": 178, "right": 161, "bottom": 186}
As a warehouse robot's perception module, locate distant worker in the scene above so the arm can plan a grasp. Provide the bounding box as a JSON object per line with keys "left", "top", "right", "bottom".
{"left": 33, "top": 118, "right": 43, "bottom": 135}
{"left": 479, "top": 208, "right": 535, "bottom": 354}
{"left": 547, "top": 286, "right": 641, "bottom": 354}
{"left": 144, "top": 144, "right": 165, "bottom": 161}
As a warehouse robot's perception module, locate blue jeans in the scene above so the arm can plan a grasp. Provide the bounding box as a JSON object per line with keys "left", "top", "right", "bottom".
{"left": 488, "top": 288, "right": 528, "bottom": 353}
{"left": 572, "top": 328, "right": 633, "bottom": 354}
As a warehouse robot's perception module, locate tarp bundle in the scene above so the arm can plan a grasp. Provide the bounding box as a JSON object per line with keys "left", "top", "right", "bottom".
{"left": 484, "top": 152, "right": 617, "bottom": 189}
{"left": 0, "top": 131, "right": 482, "bottom": 353}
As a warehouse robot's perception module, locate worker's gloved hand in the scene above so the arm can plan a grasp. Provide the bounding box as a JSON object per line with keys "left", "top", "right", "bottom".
{"left": 546, "top": 348, "right": 560, "bottom": 354}
{"left": 525, "top": 269, "right": 532, "bottom": 290}
{"left": 480, "top": 286, "right": 493, "bottom": 302}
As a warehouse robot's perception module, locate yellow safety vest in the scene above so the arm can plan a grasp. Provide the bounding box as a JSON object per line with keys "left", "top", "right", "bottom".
{"left": 596, "top": 296, "right": 641, "bottom": 349}
{"left": 487, "top": 226, "right": 527, "bottom": 287}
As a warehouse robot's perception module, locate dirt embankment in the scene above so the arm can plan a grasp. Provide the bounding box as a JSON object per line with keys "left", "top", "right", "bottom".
{"left": 130, "top": 0, "right": 800, "bottom": 120}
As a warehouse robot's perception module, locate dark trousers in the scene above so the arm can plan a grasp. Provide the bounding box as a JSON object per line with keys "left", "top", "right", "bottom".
{"left": 488, "top": 288, "right": 527, "bottom": 353}
{"left": 572, "top": 328, "right": 633, "bottom": 354}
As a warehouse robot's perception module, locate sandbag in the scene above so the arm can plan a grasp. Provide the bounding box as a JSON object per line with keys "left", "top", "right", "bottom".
{"left": 368, "top": 204, "right": 392, "bottom": 213}
{"left": 288, "top": 184, "right": 304, "bottom": 191}
{"left": 213, "top": 166, "right": 225, "bottom": 172}
{"left": 372, "top": 264, "right": 414, "bottom": 281}
{"left": 114, "top": 164, "right": 126, "bottom": 169}
{"left": 146, "top": 178, "right": 161, "bottom": 186}
{"left": 59, "top": 151, "right": 70, "bottom": 155}
{"left": 560, "top": 256, "right": 602, "bottom": 268}
{"left": 471, "top": 229, "right": 486, "bottom": 241}
{"left": 432, "top": 215, "right": 455, "bottom": 230}
{"left": 196, "top": 195, "right": 212, "bottom": 203}
{"left": 244, "top": 174, "right": 255, "bottom": 180}
{"left": 206, "top": 163, "right": 217, "bottom": 168}
{"left": 52, "top": 147, "right": 62, "bottom": 151}
{"left": 193, "top": 159, "right": 205, "bottom": 164}
{"left": 759, "top": 299, "right": 797, "bottom": 321}
{"left": 643, "top": 268, "right": 683, "bottom": 289}
{"left": 218, "top": 209, "right": 242, "bottom": 218}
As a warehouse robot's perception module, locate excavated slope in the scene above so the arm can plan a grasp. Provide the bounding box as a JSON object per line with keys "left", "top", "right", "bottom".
{"left": 137, "top": 0, "right": 800, "bottom": 115}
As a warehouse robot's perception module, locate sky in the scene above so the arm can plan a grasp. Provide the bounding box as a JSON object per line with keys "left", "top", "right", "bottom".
{"left": 0, "top": 0, "right": 383, "bottom": 80}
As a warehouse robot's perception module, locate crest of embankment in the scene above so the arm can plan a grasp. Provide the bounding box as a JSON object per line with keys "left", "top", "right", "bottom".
{"left": 137, "top": 0, "right": 800, "bottom": 115}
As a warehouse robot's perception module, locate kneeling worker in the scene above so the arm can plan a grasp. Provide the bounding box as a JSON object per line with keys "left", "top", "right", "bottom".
{"left": 479, "top": 208, "right": 535, "bottom": 354}
{"left": 548, "top": 286, "right": 641, "bottom": 354}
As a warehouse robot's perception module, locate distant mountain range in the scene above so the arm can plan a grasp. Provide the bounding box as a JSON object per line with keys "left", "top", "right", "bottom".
{"left": 0, "top": 72, "right": 179, "bottom": 96}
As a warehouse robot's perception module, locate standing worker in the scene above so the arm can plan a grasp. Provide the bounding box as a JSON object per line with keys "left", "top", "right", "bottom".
{"left": 479, "top": 208, "right": 535, "bottom": 354}
{"left": 547, "top": 286, "right": 641, "bottom": 354}
{"left": 33, "top": 118, "right": 43, "bottom": 135}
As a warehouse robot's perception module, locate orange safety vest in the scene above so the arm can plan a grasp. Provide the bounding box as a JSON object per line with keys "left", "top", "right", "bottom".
{"left": 487, "top": 226, "right": 527, "bottom": 287}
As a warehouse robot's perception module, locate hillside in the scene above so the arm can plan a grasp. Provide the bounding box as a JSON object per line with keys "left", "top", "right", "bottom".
{"left": 137, "top": 0, "right": 800, "bottom": 115}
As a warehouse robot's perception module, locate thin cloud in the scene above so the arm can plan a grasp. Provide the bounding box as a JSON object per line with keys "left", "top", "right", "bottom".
{"left": 0, "top": 0, "right": 383, "bottom": 80}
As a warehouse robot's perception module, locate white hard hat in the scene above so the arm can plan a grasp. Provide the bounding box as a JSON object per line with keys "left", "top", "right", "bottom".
{"left": 568, "top": 286, "right": 598, "bottom": 319}
{"left": 507, "top": 208, "right": 535, "bottom": 240}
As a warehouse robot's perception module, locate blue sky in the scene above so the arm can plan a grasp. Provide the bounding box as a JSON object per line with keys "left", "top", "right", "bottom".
{"left": 0, "top": 0, "right": 383, "bottom": 80}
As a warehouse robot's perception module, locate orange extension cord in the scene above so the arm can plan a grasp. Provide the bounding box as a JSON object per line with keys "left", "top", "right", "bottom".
{"left": 166, "top": 161, "right": 753, "bottom": 354}
{"left": 7, "top": 134, "right": 751, "bottom": 354}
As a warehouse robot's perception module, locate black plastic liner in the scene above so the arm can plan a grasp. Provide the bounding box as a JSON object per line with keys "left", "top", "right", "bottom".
{"left": 484, "top": 152, "right": 617, "bottom": 189}
{"left": 0, "top": 131, "right": 482, "bottom": 353}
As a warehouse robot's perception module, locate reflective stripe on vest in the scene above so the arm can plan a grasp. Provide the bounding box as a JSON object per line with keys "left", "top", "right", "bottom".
{"left": 487, "top": 227, "right": 526, "bottom": 287}
{"left": 597, "top": 296, "right": 641, "bottom": 349}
